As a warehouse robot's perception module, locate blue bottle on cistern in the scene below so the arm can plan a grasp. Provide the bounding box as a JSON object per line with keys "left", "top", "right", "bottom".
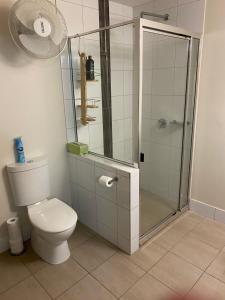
{"left": 14, "top": 137, "right": 26, "bottom": 163}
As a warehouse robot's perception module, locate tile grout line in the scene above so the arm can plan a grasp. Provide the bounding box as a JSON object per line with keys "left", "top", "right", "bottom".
{"left": 54, "top": 273, "right": 89, "bottom": 300}
{"left": 0, "top": 273, "right": 31, "bottom": 297}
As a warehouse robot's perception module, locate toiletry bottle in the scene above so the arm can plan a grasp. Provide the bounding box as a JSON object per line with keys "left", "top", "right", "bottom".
{"left": 86, "top": 55, "right": 95, "bottom": 80}
{"left": 14, "top": 137, "right": 26, "bottom": 163}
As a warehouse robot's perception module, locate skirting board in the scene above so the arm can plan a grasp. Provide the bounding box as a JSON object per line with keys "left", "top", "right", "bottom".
{"left": 190, "top": 198, "right": 225, "bottom": 224}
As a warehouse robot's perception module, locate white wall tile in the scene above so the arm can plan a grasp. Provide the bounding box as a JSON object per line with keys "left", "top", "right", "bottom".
{"left": 109, "top": 1, "right": 123, "bottom": 16}
{"left": 112, "top": 96, "right": 124, "bottom": 121}
{"left": 77, "top": 185, "right": 97, "bottom": 230}
{"left": 83, "top": 0, "right": 98, "bottom": 9}
{"left": 97, "top": 222, "right": 117, "bottom": 244}
{"left": 64, "top": 100, "right": 74, "bottom": 128}
{"left": 113, "top": 141, "right": 125, "bottom": 161}
{"left": 174, "top": 67, "right": 187, "bottom": 95}
{"left": 61, "top": 0, "right": 82, "bottom": 4}
{"left": 214, "top": 209, "right": 225, "bottom": 225}
{"left": 124, "top": 71, "right": 133, "bottom": 95}
{"left": 118, "top": 207, "right": 130, "bottom": 239}
{"left": 158, "top": 6, "right": 178, "bottom": 26}
{"left": 68, "top": 155, "right": 78, "bottom": 183}
{"left": 77, "top": 158, "right": 95, "bottom": 191}
{"left": 124, "top": 95, "right": 133, "bottom": 119}
{"left": 111, "top": 43, "right": 124, "bottom": 71}
{"left": 154, "top": 38, "right": 176, "bottom": 68}
{"left": 97, "top": 196, "right": 117, "bottom": 231}
{"left": 133, "top": 1, "right": 154, "bottom": 18}
{"left": 112, "top": 120, "right": 124, "bottom": 143}
{"left": 95, "top": 166, "right": 117, "bottom": 203}
{"left": 154, "top": 0, "right": 178, "bottom": 10}
{"left": 77, "top": 122, "right": 90, "bottom": 145}
{"left": 66, "top": 128, "right": 75, "bottom": 142}
{"left": 89, "top": 123, "right": 104, "bottom": 148}
{"left": 177, "top": 0, "right": 205, "bottom": 33}
{"left": 130, "top": 171, "right": 139, "bottom": 209}
{"left": 117, "top": 175, "right": 130, "bottom": 209}
{"left": 111, "top": 71, "right": 124, "bottom": 96}
{"left": 124, "top": 118, "right": 132, "bottom": 139}
{"left": 57, "top": 1, "right": 83, "bottom": 36}
{"left": 71, "top": 182, "right": 79, "bottom": 213}
{"left": 130, "top": 206, "right": 139, "bottom": 240}
{"left": 175, "top": 39, "right": 189, "bottom": 67}
{"left": 190, "top": 199, "right": 215, "bottom": 219}
{"left": 61, "top": 69, "right": 72, "bottom": 99}
{"left": 152, "top": 68, "right": 174, "bottom": 95}
{"left": 83, "top": 7, "right": 99, "bottom": 32}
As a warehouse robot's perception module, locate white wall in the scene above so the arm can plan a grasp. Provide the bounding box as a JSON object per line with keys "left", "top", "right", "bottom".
{"left": 191, "top": 0, "right": 225, "bottom": 210}
{"left": 0, "top": 0, "right": 70, "bottom": 252}
{"left": 134, "top": 0, "right": 205, "bottom": 33}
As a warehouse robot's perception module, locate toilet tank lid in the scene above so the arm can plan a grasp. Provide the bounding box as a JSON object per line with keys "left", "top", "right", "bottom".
{"left": 7, "top": 156, "right": 48, "bottom": 173}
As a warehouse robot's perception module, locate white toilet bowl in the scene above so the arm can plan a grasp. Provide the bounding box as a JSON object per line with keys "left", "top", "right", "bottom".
{"left": 28, "top": 198, "right": 77, "bottom": 264}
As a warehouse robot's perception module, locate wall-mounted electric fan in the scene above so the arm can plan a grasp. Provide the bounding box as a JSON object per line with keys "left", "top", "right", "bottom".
{"left": 8, "top": 0, "right": 68, "bottom": 59}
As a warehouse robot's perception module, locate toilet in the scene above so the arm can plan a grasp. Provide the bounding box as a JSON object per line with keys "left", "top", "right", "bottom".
{"left": 7, "top": 157, "right": 77, "bottom": 264}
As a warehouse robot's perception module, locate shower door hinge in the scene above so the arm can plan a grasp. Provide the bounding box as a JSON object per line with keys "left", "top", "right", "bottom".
{"left": 140, "top": 152, "right": 145, "bottom": 162}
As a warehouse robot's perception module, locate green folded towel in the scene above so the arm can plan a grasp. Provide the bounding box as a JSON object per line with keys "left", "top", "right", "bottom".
{"left": 66, "top": 142, "right": 88, "bottom": 155}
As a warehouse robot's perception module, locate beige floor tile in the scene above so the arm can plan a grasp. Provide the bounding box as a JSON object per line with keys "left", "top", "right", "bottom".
{"left": 174, "top": 212, "right": 203, "bottom": 231}
{"left": 154, "top": 225, "right": 188, "bottom": 250}
{"left": 19, "top": 243, "right": 48, "bottom": 274}
{"left": 121, "top": 273, "right": 175, "bottom": 300}
{"left": 91, "top": 253, "right": 145, "bottom": 297}
{"left": 58, "top": 275, "right": 116, "bottom": 300}
{"left": 0, "top": 277, "right": 51, "bottom": 300}
{"left": 149, "top": 252, "right": 202, "bottom": 294}
{"left": 207, "top": 251, "right": 225, "bottom": 283}
{"left": 68, "top": 223, "right": 94, "bottom": 250}
{"left": 189, "top": 274, "right": 225, "bottom": 300}
{"left": 72, "top": 236, "right": 116, "bottom": 271}
{"left": 0, "top": 252, "right": 30, "bottom": 293}
{"left": 171, "top": 233, "right": 219, "bottom": 270}
{"left": 122, "top": 242, "right": 167, "bottom": 271}
{"left": 35, "top": 258, "right": 87, "bottom": 298}
{"left": 191, "top": 219, "right": 225, "bottom": 249}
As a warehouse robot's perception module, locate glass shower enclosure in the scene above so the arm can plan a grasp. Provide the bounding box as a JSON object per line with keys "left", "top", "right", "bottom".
{"left": 138, "top": 20, "right": 200, "bottom": 239}
{"left": 66, "top": 18, "right": 200, "bottom": 242}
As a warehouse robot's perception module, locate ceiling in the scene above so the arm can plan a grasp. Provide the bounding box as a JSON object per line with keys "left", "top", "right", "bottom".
{"left": 111, "top": 0, "right": 149, "bottom": 7}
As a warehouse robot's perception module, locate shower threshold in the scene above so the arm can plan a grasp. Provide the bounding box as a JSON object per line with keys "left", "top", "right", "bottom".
{"left": 139, "top": 190, "right": 188, "bottom": 245}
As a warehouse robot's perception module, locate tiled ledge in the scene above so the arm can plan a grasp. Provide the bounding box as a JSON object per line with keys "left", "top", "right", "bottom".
{"left": 190, "top": 198, "right": 225, "bottom": 224}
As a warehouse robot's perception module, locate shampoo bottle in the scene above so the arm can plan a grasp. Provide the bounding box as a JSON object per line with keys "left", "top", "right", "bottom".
{"left": 86, "top": 55, "right": 95, "bottom": 80}
{"left": 14, "top": 137, "right": 26, "bottom": 163}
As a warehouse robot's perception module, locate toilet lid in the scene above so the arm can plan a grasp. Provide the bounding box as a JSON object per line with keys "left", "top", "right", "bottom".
{"left": 28, "top": 198, "right": 78, "bottom": 233}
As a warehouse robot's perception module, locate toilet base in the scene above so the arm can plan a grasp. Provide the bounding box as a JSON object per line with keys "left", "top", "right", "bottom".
{"left": 31, "top": 230, "right": 70, "bottom": 264}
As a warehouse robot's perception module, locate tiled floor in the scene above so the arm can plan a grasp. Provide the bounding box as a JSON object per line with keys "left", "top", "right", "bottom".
{"left": 2, "top": 213, "right": 225, "bottom": 299}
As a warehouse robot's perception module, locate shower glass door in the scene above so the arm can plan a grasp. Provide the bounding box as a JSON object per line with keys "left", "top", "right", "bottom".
{"left": 140, "top": 30, "right": 190, "bottom": 236}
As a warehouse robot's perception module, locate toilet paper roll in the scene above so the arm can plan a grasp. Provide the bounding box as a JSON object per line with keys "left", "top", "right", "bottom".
{"left": 98, "top": 176, "right": 114, "bottom": 188}
{"left": 6, "top": 217, "right": 24, "bottom": 255}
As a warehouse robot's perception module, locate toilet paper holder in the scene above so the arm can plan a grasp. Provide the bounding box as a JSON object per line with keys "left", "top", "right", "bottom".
{"left": 108, "top": 177, "right": 118, "bottom": 184}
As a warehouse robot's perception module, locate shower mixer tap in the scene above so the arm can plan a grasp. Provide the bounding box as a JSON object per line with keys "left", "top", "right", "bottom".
{"left": 158, "top": 118, "right": 167, "bottom": 128}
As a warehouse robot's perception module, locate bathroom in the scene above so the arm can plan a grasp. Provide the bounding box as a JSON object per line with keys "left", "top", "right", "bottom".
{"left": 1, "top": 0, "right": 225, "bottom": 299}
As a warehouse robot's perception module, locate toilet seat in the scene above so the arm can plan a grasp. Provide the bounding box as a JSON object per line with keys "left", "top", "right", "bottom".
{"left": 28, "top": 198, "right": 77, "bottom": 233}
